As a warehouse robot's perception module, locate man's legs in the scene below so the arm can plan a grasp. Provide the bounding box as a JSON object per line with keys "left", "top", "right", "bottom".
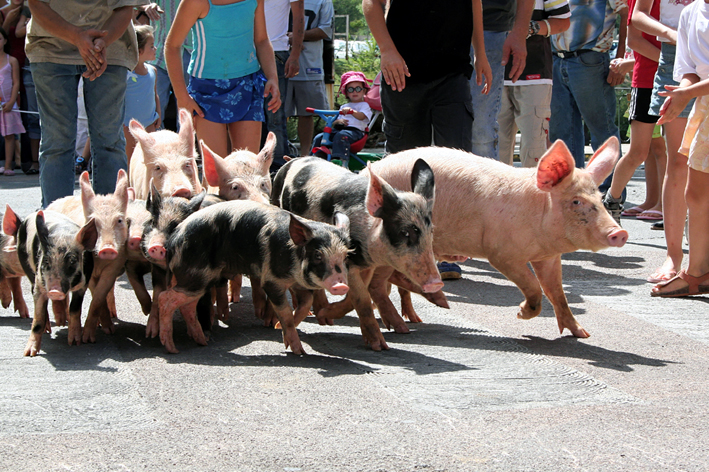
{"left": 498, "top": 86, "right": 518, "bottom": 166}
{"left": 381, "top": 81, "right": 433, "bottom": 154}
{"left": 470, "top": 31, "right": 507, "bottom": 159}
{"left": 264, "top": 51, "right": 290, "bottom": 169}
{"left": 154, "top": 50, "right": 190, "bottom": 130}
{"left": 550, "top": 56, "right": 587, "bottom": 168}
{"left": 32, "top": 63, "right": 80, "bottom": 208}
{"left": 430, "top": 73, "right": 473, "bottom": 152}
{"left": 515, "top": 83, "right": 552, "bottom": 168}
{"left": 83, "top": 65, "right": 129, "bottom": 196}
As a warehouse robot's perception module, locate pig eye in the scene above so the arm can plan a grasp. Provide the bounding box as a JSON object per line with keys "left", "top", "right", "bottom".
{"left": 154, "top": 164, "right": 161, "bottom": 172}
{"left": 573, "top": 200, "right": 581, "bottom": 206}
{"left": 313, "top": 251, "right": 323, "bottom": 262}
{"left": 400, "top": 229, "right": 409, "bottom": 238}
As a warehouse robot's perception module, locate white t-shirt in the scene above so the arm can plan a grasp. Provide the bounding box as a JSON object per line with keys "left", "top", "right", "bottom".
{"left": 338, "top": 101, "right": 373, "bottom": 132}
{"left": 674, "top": 0, "right": 709, "bottom": 81}
{"left": 658, "top": 0, "right": 694, "bottom": 42}
{"left": 264, "top": 0, "right": 299, "bottom": 51}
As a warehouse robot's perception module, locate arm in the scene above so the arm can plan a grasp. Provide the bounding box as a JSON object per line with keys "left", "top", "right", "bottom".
{"left": 15, "top": 13, "right": 28, "bottom": 38}
{"left": 362, "top": 0, "right": 409, "bottom": 91}
{"left": 254, "top": 0, "right": 281, "bottom": 113}
{"left": 87, "top": 6, "right": 134, "bottom": 79}
{"left": 2, "top": 4, "right": 21, "bottom": 33}
{"left": 303, "top": 27, "right": 328, "bottom": 42}
{"left": 632, "top": 0, "right": 676, "bottom": 44}
{"left": 152, "top": 65, "right": 162, "bottom": 128}
{"left": 607, "top": 6, "right": 628, "bottom": 86}
{"left": 657, "top": 74, "right": 702, "bottom": 124}
{"left": 627, "top": 14, "right": 660, "bottom": 62}
{"left": 3, "top": 56, "right": 21, "bottom": 113}
{"left": 141, "top": 3, "right": 165, "bottom": 22}
{"left": 471, "top": 0, "right": 491, "bottom": 93}
{"left": 165, "top": 0, "right": 206, "bottom": 117}
{"left": 284, "top": 0, "right": 304, "bottom": 78}
{"left": 504, "top": 0, "right": 534, "bottom": 82}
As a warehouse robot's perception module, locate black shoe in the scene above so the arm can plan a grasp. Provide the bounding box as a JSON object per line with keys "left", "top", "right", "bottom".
{"left": 651, "top": 221, "right": 664, "bottom": 231}
{"left": 603, "top": 193, "right": 623, "bottom": 225}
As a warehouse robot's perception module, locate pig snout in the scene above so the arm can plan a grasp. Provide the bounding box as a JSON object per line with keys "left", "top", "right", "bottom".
{"left": 148, "top": 244, "right": 166, "bottom": 260}
{"left": 328, "top": 283, "right": 349, "bottom": 296}
{"left": 421, "top": 278, "right": 444, "bottom": 293}
{"left": 98, "top": 246, "right": 119, "bottom": 260}
{"left": 172, "top": 187, "right": 192, "bottom": 199}
{"left": 127, "top": 236, "right": 142, "bottom": 251}
{"left": 607, "top": 228, "right": 628, "bottom": 247}
{"left": 47, "top": 289, "right": 66, "bottom": 301}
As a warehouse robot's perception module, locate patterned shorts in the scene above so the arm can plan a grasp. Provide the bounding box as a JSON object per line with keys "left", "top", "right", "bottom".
{"left": 680, "top": 95, "right": 709, "bottom": 173}
{"left": 188, "top": 71, "right": 266, "bottom": 124}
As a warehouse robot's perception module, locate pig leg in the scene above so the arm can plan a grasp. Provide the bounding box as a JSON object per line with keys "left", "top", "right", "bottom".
{"left": 215, "top": 283, "right": 229, "bottom": 322}
{"left": 531, "top": 257, "right": 590, "bottom": 338}
{"left": 50, "top": 299, "right": 68, "bottom": 327}
{"left": 368, "top": 266, "right": 409, "bottom": 333}
{"left": 146, "top": 267, "right": 168, "bottom": 338}
{"left": 107, "top": 284, "right": 117, "bottom": 318}
{"left": 24, "top": 293, "right": 49, "bottom": 357}
{"left": 179, "top": 299, "right": 208, "bottom": 346}
{"left": 228, "top": 275, "right": 242, "bottom": 303}
{"left": 312, "top": 290, "right": 335, "bottom": 325}
{"left": 489, "top": 258, "right": 544, "bottom": 322}
{"left": 389, "top": 270, "right": 449, "bottom": 311}
{"left": 292, "top": 289, "right": 314, "bottom": 326}
{"left": 158, "top": 289, "right": 202, "bottom": 354}
{"left": 251, "top": 278, "right": 275, "bottom": 326}
{"left": 398, "top": 287, "right": 418, "bottom": 324}
{"left": 0, "top": 277, "right": 10, "bottom": 308}
{"left": 126, "top": 261, "right": 152, "bottom": 315}
{"left": 349, "top": 268, "right": 389, "bottom": 351}
{"left": 9, "top": 278, "right": 29, "bottom": 318}
{"left": 67, "top": 288, "right": 87, "bottom": 346}
{"left": 83, "top": 273, "right": 120, "bottom": 343}
{"left": 262, "top": 283, "right": 304, "bottom": 355}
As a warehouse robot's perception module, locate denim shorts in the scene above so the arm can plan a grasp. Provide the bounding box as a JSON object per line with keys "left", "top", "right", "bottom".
{"left": 188, "top": 71, "right": 266, "bottom": 123}
{"left": 649, "top": 43, "right": 695, "bottom": 118}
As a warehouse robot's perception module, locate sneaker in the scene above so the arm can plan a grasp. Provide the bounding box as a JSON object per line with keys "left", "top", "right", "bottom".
{"left": 437, "top": 261, "right": 461, "bottom": 280}
{"left": 602, "top": 193, "right": 623, "bottom": 225}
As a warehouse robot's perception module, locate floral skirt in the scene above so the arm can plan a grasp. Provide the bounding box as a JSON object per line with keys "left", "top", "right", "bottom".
{"left": 187, "top": 71, "right": 266, "bottom": 124}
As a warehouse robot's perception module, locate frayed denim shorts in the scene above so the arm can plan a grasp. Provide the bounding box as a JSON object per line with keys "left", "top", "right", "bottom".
{"left": 649, "top": 43, "right": 695, "bottom": 119}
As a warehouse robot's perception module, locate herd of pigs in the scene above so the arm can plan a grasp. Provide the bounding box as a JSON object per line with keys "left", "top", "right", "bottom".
{"left": 0, "top": 109, "right": 629, "bottom": 357}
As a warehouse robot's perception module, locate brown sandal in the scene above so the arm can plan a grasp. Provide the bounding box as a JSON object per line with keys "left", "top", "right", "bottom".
{"left": 651, "top": 270, "right": 709, "bottom": 298}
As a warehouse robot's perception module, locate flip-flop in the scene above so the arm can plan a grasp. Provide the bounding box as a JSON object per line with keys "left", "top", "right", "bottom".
{"left": 621, "top": 205, "right": 646, "bottom": 217}
{"left": 637, "top": 210, "right": 663, "bottom": 220}
{"left": 647, "top": 269, "right": 677, "bottom": 284}
{"left": 3, "top": 169, "right": 14, "bottom": 176}
{"left": 651, "top": 270, "right": 709, "bottom": 297}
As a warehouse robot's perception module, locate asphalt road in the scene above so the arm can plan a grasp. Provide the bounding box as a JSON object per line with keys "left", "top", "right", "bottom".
{"left": 1, "top": 165, "right": 708, "bottom": 472}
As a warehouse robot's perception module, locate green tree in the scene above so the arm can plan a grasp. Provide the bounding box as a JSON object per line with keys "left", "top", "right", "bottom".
{"left": 333, "top": 0, "right": 369, "bottom": 38}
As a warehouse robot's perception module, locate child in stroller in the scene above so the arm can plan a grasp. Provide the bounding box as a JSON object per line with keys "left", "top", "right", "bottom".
{"left": 310, "top": 71, "right": 373, "bottom": 164}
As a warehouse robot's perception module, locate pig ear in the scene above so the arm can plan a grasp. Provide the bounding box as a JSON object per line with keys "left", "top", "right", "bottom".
{"left": 148, "top": 179, "right": 162, "bottom": 217}
{"left": 586, "top": 137, "right": 620, "bottom": 186}
{"left": 288, "top": 213, "right": 314, "bottom": 246}
{"left": 3, "top": 204, "right": 21, "bottom": 237}
{"left": 127, "top": 187, "right": 136, "bottom": 202}
{"left": 257, "top": 132, "right": 276, "bottom": 174}
{"left": 333, "top": 211, "right": 350, "bottom": 234}
{"left": 79, "top": 171, "right": 95, "bottom": 219}
{"left": 76, "top": 217, "right": 98, "bottom": 251}
{"left": 115, "top": 169, "right": 129, "bottom": 213}
{"left": 366, "top": 164, "right": 399, "bottom": 218}
{"left": 35, "top": 211, "right": 50, "bottom": 250}
{"left": 411, "top": 159, "right": 435, "bottom": 209}
{"left": 200, "top": 141, "right": 225, "bottom": 187}
{"left": 178, "top": 108, "right": 196, "bottom": 156}
{"left": 188, "top": 190, "right": 207, "bottom": 214}
{"left": 129, "top": 119, "right": 153, "bottom": 145}
{"left": 536, "top": 140, "right": 576, "bottom": 192}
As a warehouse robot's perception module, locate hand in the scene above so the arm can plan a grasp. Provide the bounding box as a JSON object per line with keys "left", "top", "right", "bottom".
{"left": 144, "top": 3, "right": 164, "bottom": 21}
{"left": 264, "top": 78, "right": 281, "bottom": 113}
{"left": 177, "top": 94, "right": 204, "bottom": 119}
{"left": 657, "top": 85, "right": 691, "bottom": 125}
{"left": 610, "top": 58, "right": 634, "bottom": 76}
{"left": 473, "top": 53, "right": 492, "bottom": 95}
{"left": 340, "top": 107, "right": 353, "bottom": 115}
{"left": 6, "top": 6, "right": 21, "bottom": 22}
{"left": 380, "top": 48, "right": 410, "bottom": 91}
{"left": 2, "top": 101, "right": 13, "bottom": 113}
{"left": 502, "top": 29, "right": 527, "bottom": 82}
{"left": 75, "top": 29, "right": 107, "bottom": 73}
{"left": 284, "top": 54, "right": 299, "bottom": 78}
{"left": 606, "top": 69, "right": 625, "bottom": 87}
{"left": 155, "top": 115, "right": 162, "bottom": 129}
{"left": 82, "top": 37, "right": 107, "bottom": 80}
{"left": 666, "top": 30, "right": 678, "bottom": 46}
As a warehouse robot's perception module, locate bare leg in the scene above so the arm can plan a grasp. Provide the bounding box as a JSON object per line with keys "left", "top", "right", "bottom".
{"left": 643, "top": 135, "right": 667, "bottom": 212}
{"left": 298, "top": 116, "right": 315, "bottom": 156}
{"left": 607, "top": 121, "right": 655, "bottom": 201}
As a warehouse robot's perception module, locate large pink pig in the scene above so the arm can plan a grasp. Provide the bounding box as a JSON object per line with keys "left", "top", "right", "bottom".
{"left": 129, "top": 109, "right": 202, "bottom": 200}
{"left": 365, "top": 138, "right": 628, "bottom": 338}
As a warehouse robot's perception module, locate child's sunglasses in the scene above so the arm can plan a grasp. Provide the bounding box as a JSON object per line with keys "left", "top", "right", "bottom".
{"left": 346, "top": 86, "right": 364, "bottom": 93}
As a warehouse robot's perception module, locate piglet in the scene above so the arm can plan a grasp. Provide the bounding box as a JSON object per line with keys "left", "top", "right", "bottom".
{"left": 366, "top": 138, "right": 628, "bottom": 338}
{"left": 125, "top": 198, "right": 153, "bottom": 315}
{"left": 129, "top": 108, "right": 202, "bottom": 200}
{"left": 0, "top": 227, "right": 29, "bottom": 318}
{"left": 3, "top": 207, "right": 97, "bottom": 355}
{"left": 158, "top": 200, "right": 350, "bottom": 354}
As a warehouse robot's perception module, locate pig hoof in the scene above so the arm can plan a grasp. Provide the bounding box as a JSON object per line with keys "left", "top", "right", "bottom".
{"left": 23, "top": 340, "right": 40, "bottom": 357}
{"left": 569, "top": 326, "right": 591, "bottom": 338}
{"left": 517, "top": 301, "right": 541, "bottom": 320}
{"left": 393, "top": 324, "right": 410, "bottom": 334}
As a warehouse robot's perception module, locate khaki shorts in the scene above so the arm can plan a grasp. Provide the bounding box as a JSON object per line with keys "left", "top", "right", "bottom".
{"left": 680, "top": 95, "right": 709, "bottom": 173}
{"left": 285, "top": 80, "right": 329, "bottom": 117}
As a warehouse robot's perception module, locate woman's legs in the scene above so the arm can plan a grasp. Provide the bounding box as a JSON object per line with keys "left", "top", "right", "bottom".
{"left": 643, "top": 135, "right": 667, "bottom": 212}
{"left": 608, "top": 120, "right": 655, "bottom": 200}
{"left": 195, "top": 116, "right": 228, "bottom": 157}
{"left": 228, "top": 120, "right": 262, "bottom": 154}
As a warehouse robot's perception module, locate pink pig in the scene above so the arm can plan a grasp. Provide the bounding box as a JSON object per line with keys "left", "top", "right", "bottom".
{"left": 364, "top": 137, "right": 628, "bottom": 338}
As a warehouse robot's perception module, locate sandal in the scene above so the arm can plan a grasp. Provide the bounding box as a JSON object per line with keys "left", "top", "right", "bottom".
{"left": 621, "top": 205, "right": 646, "bottom": 217}
{"left": 3, "top": 169, "right": 14, "bottom": 176}
{"left": 637, "top": 210, "right": 663, "bottom": 221}
{"left": 651, "top": 270, "right": 709, "bottom": 297}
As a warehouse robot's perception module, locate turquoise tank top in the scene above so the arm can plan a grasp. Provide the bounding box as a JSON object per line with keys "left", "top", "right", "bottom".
{"left": 188, "top": 0, "right": 260, "bottom": 79}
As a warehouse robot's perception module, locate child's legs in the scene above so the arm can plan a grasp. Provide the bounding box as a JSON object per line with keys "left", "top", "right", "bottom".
{"left": 3, "top": 134, "right": 13, "bottom": 168}
{"left": 661, "top": 117, "right": 689, "bottom": 273}
{"left": 227, "top": 121, "right": 262, "bottom": 154}
{"left": 608, "top": 120, "right": 654, "bottom": 200}
{"left": 195, "top": 116, "right": 228, "bottom": 157}
{"left": 685, "top": 167, "right": 709, "bottom": 276}
{"left": 331, "top": 129, "right": 364, "bottom": 160}
{"left": 645, "top": 135, "right": 667, "bottom": 211}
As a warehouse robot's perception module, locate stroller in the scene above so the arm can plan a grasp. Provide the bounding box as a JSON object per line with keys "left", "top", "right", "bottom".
{"left": 307, "top": 72, "right": 382, "bottom": 171}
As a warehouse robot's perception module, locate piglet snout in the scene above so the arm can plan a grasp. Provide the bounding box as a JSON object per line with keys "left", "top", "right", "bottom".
{"left": 148, "top": 244, "right": 166, "bottom": 260}
{"left": 607, "top": 228, "right": 628, "bottom": 248}
{"left": 127, "top": 236, "right": 142, "bottom": 251}
{"left": 98, "top": 247, "right": 119, "bottom": 260}
{"left": 328, "top": 283, "right": 349, "bottom": 296}
{"left": 172, "top": 187, "right": 192, "bottom": 199}
{"left": 422, "top": 279, "right": 444, "bottom": 293}
{"left": 47, "top": 290, "right": 66, "bottom": 301}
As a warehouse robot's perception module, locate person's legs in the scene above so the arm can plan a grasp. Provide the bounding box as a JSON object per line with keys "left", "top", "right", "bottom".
{"left": 228, "top": 120, "right": 263, "bottom": 154}
{"left": 195, "top": 117, "right": 228, "bottom": 157}
{"left": 154, "top": 65, "right": 172, "bottom": 125}
{"left": 430, "top": 73, "right": 473, "bottom": 152}
{"left": 381, "top": 81, "right": 433, "bottom": 153}
{"left": 331, "top": 128, "right": 364, "bottom": 160}
{"left": 264, "top": 51, "right": 289, "bottom": 167}
{"left": 297, "top": 116, "right": 315, "bottom": 156}
{"left": 470, "top": 31, "right": 507, "bottom": 159}
{"left": 608, "top": 120, "right": 655, "bottom": 200}
{"left": 2, "top": 134, "right": 13, "bottom": 174}
{"left": 515, "top": 83, "right": 552, "bottom": 168}
{"left": 550, "top": 56, "right": 586, "bottom": 168}
{"left": 644, "top": 135, "right": 667, "bottom": 212}
{"left": 83, "top": 65, "right": 129, "bottom": 196}
{"left": 32, "top": 62, "right": 80, "bottom": 207}
{"left": 497, "top": 86, "right": 518, "bottom": 166}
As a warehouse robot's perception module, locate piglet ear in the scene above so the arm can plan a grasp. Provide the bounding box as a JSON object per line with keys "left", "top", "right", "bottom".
{"left": 3, "top": 204, "right": 21, "bottom": 237}
{"left": 366, "top": 163, "right": 399, "bottom": 218}
{"left": 77, "top": 217, "right": 98, "bottom": 251}
{"left": 188, "top": 190, "right": 207, "bottom": 214}
{"left": 80, "top": 171, "right": 95, "bottom": 220}
{"left": 257, "top": 132, "right": 276, "bottom": 175}
{"left": 411, "top": 158, "right": 435, "bottom": 211}
{"left": 115, "top": 169, "right": 129, "bottom": 213}
{"left": 148, "top": 179, "right": 162, "bottom": 218}
{"left": 289, "top": 213, "right": 314, "bottom": 246}
{"left": 35, "top": 211, "right": 50, "bottom": 250}
{"left": 127, "top": 187, "right": 136, "bottom": 202}
{"left": 585, "top": 137, "right": 620, "bottom": 186}
{"left": 333, "top": 211, "right": 350, "bottom": 234}
{"left": 536, "top": 140, "right": 575, "bottom": 192}
{"left": 178, "top": 108, "right": 196, "bottom": 156}
{"left": 200, "top": 141, "right": 224, "bottom": 187}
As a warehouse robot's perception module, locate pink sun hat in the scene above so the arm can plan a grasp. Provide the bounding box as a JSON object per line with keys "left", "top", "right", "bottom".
{"left": 338, "top": 71, "right": 371, "bottom": 94}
